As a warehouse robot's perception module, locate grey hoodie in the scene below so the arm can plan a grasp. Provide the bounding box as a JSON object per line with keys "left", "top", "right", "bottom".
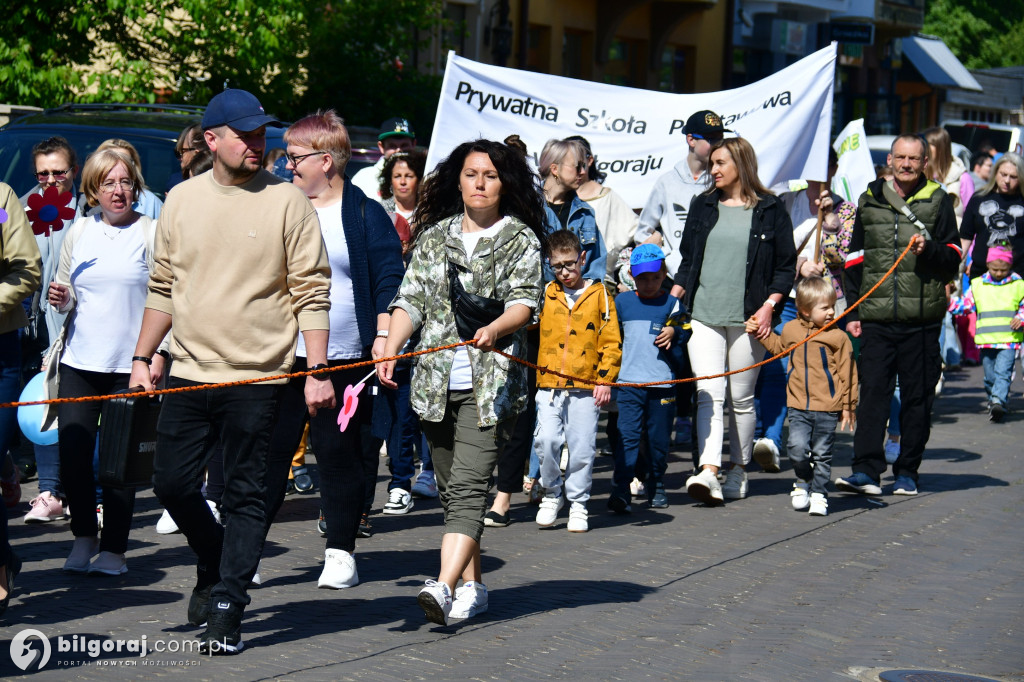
{"left": 635, "top": 160, "right": 708, "bottom": 276}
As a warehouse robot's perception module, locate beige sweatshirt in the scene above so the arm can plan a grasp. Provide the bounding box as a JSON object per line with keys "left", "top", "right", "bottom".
{"left": 146, "top": 170, "right": 330, "bottom": 383}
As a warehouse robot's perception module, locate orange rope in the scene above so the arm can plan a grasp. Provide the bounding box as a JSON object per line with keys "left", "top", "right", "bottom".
{"left": 0, "top": 243, "right": 911, "bottom": 410}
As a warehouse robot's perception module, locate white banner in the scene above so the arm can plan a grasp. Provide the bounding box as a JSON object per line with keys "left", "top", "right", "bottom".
{"left": 426, "top": 44, "right": 837, "bottom": 209}
{"left": 831, "top": 118, "right": 876, "bottom": 203}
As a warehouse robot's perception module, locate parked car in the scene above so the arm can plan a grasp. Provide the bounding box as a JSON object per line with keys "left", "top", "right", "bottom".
{"left": 942, "top": 120, "right": 1024, "bottom": 156}
{"left": 0, "top": 103, "right": 381, "bottom": 201}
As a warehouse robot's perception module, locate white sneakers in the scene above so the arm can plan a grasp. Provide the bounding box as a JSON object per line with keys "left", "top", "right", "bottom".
{"left": 791, "top": 482, "right": 810, "bottom": 510}
{"left": 418, "top": 580, "right": 452, "bottom": 625}
{"left": 156, "top": 500, "right": 220, "bottom": 534}
{"left": 753, "top": 438, "right": 781, "bottom": 473}
{"left": 318, "top": 549, "right": 359, "bottom": 589}
{"left": 567, "top": 502, "right": 588, "bottom": 533}
{"left": 685, "top": 468, "right": 724, "bottom": 505}
{"left": 808, "top": 493, "right": 828, "bottom": 516}
{"left": 450, "top": 581, "right": 488, "bottom": 619}
{"left": 383, "top": 488, "right": 414, "bottom": 515}
{"left": 63, "top": 536, "right": 100, "bottom": 573}
{"left": 535, "top": 494, "right": 564, "bottom": 527}
{"left": 722, "top": 467, "right": 748, "bottom": 499}
{"left": 88, "top": 551, "right": 127, "bottom": 575}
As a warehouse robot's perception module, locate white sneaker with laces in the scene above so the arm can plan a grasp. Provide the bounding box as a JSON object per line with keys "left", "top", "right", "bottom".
{"left": 450, "top": 581, "right": 488, "bottom": 619}
{"left": 790, "top": 482, "right": 810, "bottom": 510}
{"left": 808, "top": 492, "right": 828, "bottom": 516}
{"left": 567, "top": 502, "right": 588, "bottom": 532}
{"left": 884, "top": 439, "right": 900, "bottom": 465}
{"left": 753, "top": 438, "right": 781, "bottom": 473}
{"left": 685, "top": 468, "right": 724, "bottom": 505}
{"left": 418, "top": 579, "right": 452, "bottom": 625}
{"left": 722, "top": 467, "right": 748, "bottom": 499}
{"left": 156, "top": 508, "right": 179, "bottom": 534}
{"left": 318, "top": 549, "right": 359, "bottom": 589}
{"left": 88, "top": 551, "right": 127, "bottom": 575}
{"left": 382, "top": 488, "right": 413, "bottom": 515}
{"left": 535, "top": 494, "right": 564, "bottom": 527}
{"left": 64, "top": 536, "right": 100, "bottom": 573}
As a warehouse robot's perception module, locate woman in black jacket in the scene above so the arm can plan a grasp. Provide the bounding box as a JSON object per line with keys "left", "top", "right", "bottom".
{"left": 674, "top": 137, "right": 796, "bottom": 505}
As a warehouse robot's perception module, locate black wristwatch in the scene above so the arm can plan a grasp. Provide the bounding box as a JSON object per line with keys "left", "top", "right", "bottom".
{"left": 308, "top": 363, "right": 330, "bottom": 380}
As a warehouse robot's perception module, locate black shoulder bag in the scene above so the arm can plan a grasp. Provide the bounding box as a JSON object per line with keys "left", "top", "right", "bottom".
{"left": 447, "top": 259, "right": 513, "bottom": 349}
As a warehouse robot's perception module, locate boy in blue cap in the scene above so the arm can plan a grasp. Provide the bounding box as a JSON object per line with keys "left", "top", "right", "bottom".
{"left": 609, "top": 244, "right": 688, "bottom": 512}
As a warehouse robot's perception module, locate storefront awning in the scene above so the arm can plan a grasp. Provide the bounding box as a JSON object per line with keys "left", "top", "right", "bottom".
{"left": 903, "top": 36, "right": 983, "bottom": 91}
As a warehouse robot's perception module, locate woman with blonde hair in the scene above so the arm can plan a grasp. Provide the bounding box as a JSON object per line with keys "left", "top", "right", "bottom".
{"left": 676, "top": 137, "right": 796, "bottom": 504}
{"left": 48, "top": 148, "right": 163, "bottom": 575}
{"left": 923, "top": 127, "right": 973, "bottom": 218}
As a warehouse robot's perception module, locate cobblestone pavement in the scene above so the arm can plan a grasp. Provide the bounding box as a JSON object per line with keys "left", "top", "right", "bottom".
{"left": 0, "top": 364, "right": 1021, "bottom": 680}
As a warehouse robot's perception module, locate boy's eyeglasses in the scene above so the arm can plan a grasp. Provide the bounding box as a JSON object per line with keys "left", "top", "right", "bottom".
{"left": 549, "top": 258, "right": 580, "bottom": 273}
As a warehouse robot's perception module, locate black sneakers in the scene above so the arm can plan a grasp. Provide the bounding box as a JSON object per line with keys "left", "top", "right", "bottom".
{"left": 198, "top": 600, "right": 245, "bottom": 654}
{"left": 187, "top": 584, "right": 213, "bottom": 626}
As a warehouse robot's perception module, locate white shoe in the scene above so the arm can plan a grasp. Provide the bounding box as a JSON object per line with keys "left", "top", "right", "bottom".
{"left": 382, "top": 488, "right": 413, "bottom": 515}
{"left": 535, "top": 494, "right": 564, "bottom": 527}
{"left": 567, "top": 502, "right": 588, "bottom": 532}
{"left": 64, "top": 536, "right": 100, "bottom": 573}
{"left": 629, "top": 477, "right": 646, "bottom": 498}
{"left": 96, "top": 504, "right": 104, "bottom": 531}
{"left": 156, "top": 508, "right": 179, "bottom": 534}
{"left": 450, "top": 581, "right": 488, "bottom": 619}
{"left": 808, "top": 492, "right": 828, "bottom": 516}
{"left": 88, "top": 551, "right": 127, "bottom": 575}
{"left": 685, "top": 468, "right": 724, "bottom": 505}
{"left": 752, "top": 438, "right": 781, "bottom": 473}
{"left": 417, "top": 580, "right": 452, "bottom": 625}
{"left": 318, "top": 549, "right": 359, "bottom": 589}
{"left": 250, "top": 560, "right": 263, "bottom": 586}
{"left": 790, "top": 482, "right": 810, "bottom": 510}
{"left": 935, "top": 372, "right": 944, "bottom": 396}
{"left": 207, "top": 499, "right": 221, "bottom": 524}
{"left": 722, "top": 467, "right": 748, "bottom": 499}
{"left": 884, "top": 440, "right": 900, "bottom": 465}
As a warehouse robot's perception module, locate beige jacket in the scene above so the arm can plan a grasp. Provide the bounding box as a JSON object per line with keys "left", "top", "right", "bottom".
{"left": 0, "top": 183, "right": 42, "bottom": 335}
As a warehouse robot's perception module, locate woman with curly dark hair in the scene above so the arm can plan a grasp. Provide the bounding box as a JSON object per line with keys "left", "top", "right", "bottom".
{"left": 377, "top": 139, "right": 544, "bottom": 625}
{"left": 379, "top": 149, "right": 427, "bottom": 255}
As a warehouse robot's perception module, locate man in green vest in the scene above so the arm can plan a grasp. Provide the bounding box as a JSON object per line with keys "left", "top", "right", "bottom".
{"left": 835, "top": 134, "right": 962, "bottom": 497}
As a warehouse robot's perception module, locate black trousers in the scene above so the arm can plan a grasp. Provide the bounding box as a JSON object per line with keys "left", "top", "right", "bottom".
{"left": 852, "top": 321, "right": 941, "bottom": 483}
{"left": 152, "top": 379, "right": 279, "bottom": 607}
{"left": 264, "top": 359, "right": 377, "bottom": 553}
{"left": 494, "top": 328, "right": 539, "bottom": 495}
{"left": 57, "top": 365, "right": 135, "bottom": 554}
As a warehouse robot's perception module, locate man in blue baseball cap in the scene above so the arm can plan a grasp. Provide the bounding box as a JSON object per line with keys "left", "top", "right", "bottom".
{"left": 130, "top": 88, "right": 333, "bottom": 654}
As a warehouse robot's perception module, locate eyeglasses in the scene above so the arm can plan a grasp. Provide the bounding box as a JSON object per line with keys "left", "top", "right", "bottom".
{"left": 549, "top": 257, "right": 581, "bottom": 273}
{"left": 175, "top": 146, "right": 198, "bottom": 160}
{"left": 35, "top": 169, "right": 71, "bottom": 182}
{"left": 561, "top": 160, "right": 586, "bottom": 173}
{"left": 286, "top": 151, "right": 326, "bottom": 166}
{"left": 99, "top": 179, "right": 135, "bottom": 193}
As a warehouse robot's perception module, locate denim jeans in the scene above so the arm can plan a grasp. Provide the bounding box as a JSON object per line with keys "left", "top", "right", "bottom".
{"left": 401, "top": 391, "right": 432, "bottom": 473}
{"left": 152, "top": 379, "right": 279, "bottom": 608}
{"left": 264, "top": 359, "right": 375, "bottom": 554}
{"left": 534, "top": 389, "right": 599, "bottom": 504}
{"left": 754, "top": 297, "right": 798, "bottom": 452}
{"left": 57, "top": 365, "right": 135, "bottom": 554}
{"left": 34, "top": 443, "right": 62, "bottom": 497}
{"left": 940, "top": 312, "right": 962, "bottom": 367}
{"left": 384, "top": 365, "right": 416, "bottom": 491}
{"left": 787, "top": 409, "right": 838, "bottom": 496}
{"left": 0, "top": 331, "right": 20, "bottom": 567}
{"left": 613, "top": 386, "right": 674, "bottom": 498}
{"left": 887, "top": 383, "right": 901, "bottom": 438}
{"left": 981, "top": 347, "right": 1016, "bottom": 406}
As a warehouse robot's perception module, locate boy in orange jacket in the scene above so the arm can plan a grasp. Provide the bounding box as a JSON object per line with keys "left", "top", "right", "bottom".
{"left": 534, "top": 230, "right": 622, "bottom": 532}
{"left": 746, "top": 276, "right": 857, "bottom": 516}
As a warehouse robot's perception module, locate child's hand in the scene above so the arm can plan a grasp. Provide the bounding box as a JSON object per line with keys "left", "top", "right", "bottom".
{"left": 840, "top": 409, "right": 856, "bottom": 431}
{"left": 744, "top": 316, "right": 759, "bottom": 334}
{"left": 654, "top": 325, "right": 675, "bottom": 349}
{"left": 593, "top": 385, "right": 611, "bottom": 407}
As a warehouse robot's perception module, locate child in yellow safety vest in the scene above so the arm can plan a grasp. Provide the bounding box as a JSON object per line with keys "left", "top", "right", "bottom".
{"left": 948, "top": 244, "right": 1024, "bottom": 422}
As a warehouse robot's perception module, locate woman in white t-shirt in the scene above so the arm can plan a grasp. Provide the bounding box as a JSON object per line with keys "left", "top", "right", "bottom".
{"left": 47, "top": 148, "right": 162, "bottom": 576}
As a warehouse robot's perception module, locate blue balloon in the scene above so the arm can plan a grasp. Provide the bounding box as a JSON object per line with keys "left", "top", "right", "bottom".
{"left": 18, "top": 372, "right": 59, "bottom": 446}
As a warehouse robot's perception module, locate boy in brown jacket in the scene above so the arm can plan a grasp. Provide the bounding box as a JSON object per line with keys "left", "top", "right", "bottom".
{"left": 746, "top": 277, "right": 857, "bottom": 516}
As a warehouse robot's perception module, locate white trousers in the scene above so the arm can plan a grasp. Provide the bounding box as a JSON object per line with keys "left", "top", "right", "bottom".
{"left": 689, "top": 320, "right": 764, "bottom": 469}
{"left": 533, "top": 389, "right": 599, "bottom": 505}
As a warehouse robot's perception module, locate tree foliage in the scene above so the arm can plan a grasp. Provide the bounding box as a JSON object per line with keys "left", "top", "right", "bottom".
{"left": 0, "top": 0, "right": 449, "bottom": 132}
{"left": 922, "top": 0, "right": 1024, "bottom": 69}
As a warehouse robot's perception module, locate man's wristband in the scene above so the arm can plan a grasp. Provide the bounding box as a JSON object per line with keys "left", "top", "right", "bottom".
{"left": 308, "top": 363, "right": 330, "bottom": 381}
{"left": 375, "top": 330, "right": 389, "bottom": 338}
{"left": 132, "top": 356, "right": 152, "bottom": 365}
{"left": 763, "top": 299, "right": 777, "bottom": 310}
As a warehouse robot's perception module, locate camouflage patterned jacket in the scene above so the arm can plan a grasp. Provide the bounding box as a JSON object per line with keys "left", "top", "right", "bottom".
{"left": 390, "top": 214, "right": 542, "bottom": 427}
